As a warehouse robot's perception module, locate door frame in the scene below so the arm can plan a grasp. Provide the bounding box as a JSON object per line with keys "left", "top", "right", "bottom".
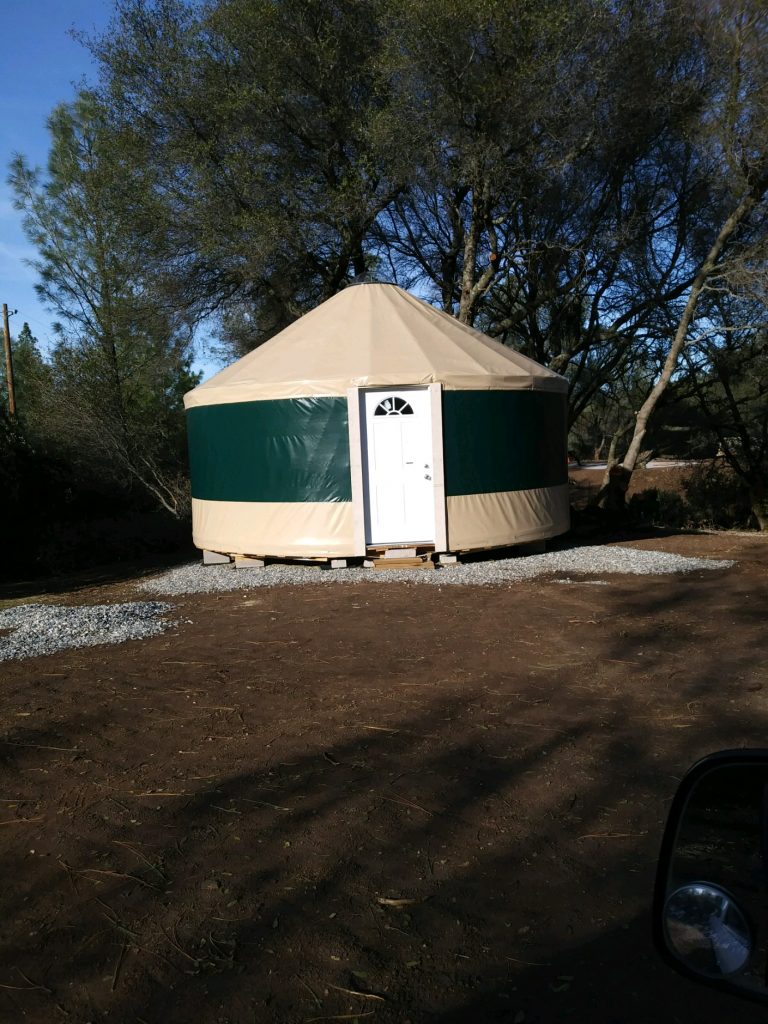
{"left": 346, "top": 383, "right": 447, "bottom": 554}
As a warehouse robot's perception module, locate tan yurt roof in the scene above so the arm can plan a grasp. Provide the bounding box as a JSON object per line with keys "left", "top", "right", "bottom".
{"left": 185, "top": 283, "right": 567, "bottom": 408}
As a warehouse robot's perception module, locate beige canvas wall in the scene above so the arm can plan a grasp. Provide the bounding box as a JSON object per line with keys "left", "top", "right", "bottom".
{"left": 192, "top": 498, "right": 355, "bottom": 557}
{"left": 194, "top": 486, "right": 569, "bottom": 558}
{"left": 446, "top": 484, "right": 570, "bottom": 551}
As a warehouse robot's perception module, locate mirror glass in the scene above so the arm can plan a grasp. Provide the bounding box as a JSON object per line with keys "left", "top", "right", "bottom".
{"left": 664, "top": 882, "right": 752, "bottom": 976}
{"left": 661, "top": 761, "right": 768, "bottom": 997}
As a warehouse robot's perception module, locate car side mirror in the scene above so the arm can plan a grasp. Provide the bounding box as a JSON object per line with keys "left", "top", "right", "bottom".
{"left": 654, "top": 750, "right": 768, "bottom": 1004}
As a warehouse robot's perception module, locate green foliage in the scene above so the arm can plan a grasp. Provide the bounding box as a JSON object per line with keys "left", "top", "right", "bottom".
{"left": 80, "top": 0, "right": 768, "bottom": 383}
{"left": 10, "top": 93, "right": 199, "bottom": 516}
{"left": 83, "top": 0, "right": 714, "bottom": 353}
{"left": 88, "top": 0, "right": 401, "bottom": 352}
{"left": 0, "top": 322, "right": 53, "bottom": 446}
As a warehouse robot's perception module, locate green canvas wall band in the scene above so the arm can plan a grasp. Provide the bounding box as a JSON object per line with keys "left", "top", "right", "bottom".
{"left": 442, "top": 391, "right": 568, "bottom": 496}
{"left": 187, "top": 397, "right": 352, "bottom": 503}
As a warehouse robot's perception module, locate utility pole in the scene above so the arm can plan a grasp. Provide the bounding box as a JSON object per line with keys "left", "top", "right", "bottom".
{"left": 2, "top": 303, "right": 16, "bottom": 418}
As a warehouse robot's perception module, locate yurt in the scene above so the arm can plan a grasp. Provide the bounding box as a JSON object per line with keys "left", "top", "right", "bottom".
{"left": 184, "top": 284, "right": 569, "bottom": 560}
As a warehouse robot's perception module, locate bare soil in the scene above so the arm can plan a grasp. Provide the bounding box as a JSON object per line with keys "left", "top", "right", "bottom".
{"left": 1, "top": 531, "right": 767, "bottom": 1024}
{"left": 567, "top": 463, "right": 696, "bottom": 509}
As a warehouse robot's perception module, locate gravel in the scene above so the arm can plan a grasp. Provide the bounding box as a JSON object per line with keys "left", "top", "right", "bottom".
{"left": 0, "top": 546, "right": 734, "bottom": 662}
{"left": 139, "top": 545, "right": 735, "bottom": 595}
{"left": 0, "top": 601, "right": 175, "bottom": 662}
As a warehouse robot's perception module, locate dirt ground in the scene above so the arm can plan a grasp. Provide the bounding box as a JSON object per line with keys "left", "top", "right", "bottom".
{"left": 567, "top": 463, "right": 697, "bottom": 508}
{"left": 1, "top": 531, "right": 767, "bottom": 1024}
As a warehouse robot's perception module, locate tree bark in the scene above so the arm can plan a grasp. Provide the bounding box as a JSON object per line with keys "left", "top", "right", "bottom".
{"left": 595, "top": 421, "right": 633, "bottom": 510}
{"left": 458, "top": 187, "right": 498, "bottom": 326}
{"left": 458, "top": 192, "right": 481, "bottom": 325}
{"left": 749, "top": 482, "right": 768, "bottom": 532}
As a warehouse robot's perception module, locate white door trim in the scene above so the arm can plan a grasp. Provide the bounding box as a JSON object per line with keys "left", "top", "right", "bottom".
{"left": 428, "top": 382, "right": 448, "bottom": 552}
{"left": 346, "top": 387, "right": 367, "bottom": 556}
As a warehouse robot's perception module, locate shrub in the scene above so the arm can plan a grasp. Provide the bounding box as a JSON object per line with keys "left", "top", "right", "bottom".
{"left": 34, "top": 510, "right": 193, "bottom": 575}
{"left": 0, "top": 408, "right": 195, "bottom": 580}
{"left": 681, "top": 462, "right": 753, "bottom": 530}
{"left": 627, "top": 488, "right": 690, "bottom": 529}
{"left": 627, "top": 463, "right": 756, "bottom": 531}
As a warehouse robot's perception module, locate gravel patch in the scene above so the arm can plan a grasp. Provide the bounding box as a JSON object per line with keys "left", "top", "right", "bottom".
{"left": 0, "top": 601, "right": 175, "bottom": 662}
{"left": 139, "top": 545, "right": 735, "bottom": 595}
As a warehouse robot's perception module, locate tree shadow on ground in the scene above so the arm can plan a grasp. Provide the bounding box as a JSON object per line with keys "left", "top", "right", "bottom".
{"left": 0, "top": 543, "right": 765, "bottom": 1023}
{"left": 0, "top": 547, "right": 196, "bottom": 603}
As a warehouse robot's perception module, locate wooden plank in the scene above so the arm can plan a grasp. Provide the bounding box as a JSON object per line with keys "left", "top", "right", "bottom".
{"left": 367, "top": 544, "right": 435, "bottom": 555}
{"left": 234, "top": 554, "right": 265, "bottom": 569}
{"left": 372, "top": 555, "right": 435, "bottom": 570}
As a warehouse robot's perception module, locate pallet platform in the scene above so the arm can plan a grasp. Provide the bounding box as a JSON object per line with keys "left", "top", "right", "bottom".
{"left": 370, "top": 553, "right": 435, "bottom": 570}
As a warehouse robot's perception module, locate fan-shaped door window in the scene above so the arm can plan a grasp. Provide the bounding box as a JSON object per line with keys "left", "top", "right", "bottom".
{"left": 374, "top": 396, "right": 414, "bottom": 416}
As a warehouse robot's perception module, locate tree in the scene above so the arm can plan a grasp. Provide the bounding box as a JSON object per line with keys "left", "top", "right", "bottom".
{"left": 598, "top": 0, "right": 768, "bottom": 509}
{"left": 0, "top": 323, "right": 50, "bottom": 434}
{"left": 683, "top": 292, "right": 768, "bottom": 529}
{"left": 376, "top": 0, "right": 718, "bottom": 441}
{"left": 39, "top": 0, "right": 767, "bottom": 533}
{"left": 88, "top": 0, "right": 403, "bottom": 354}
{"left": 10, "top": 92, "right": 199, "bottom": 517}
{"left": 378, "top": 0, "right": 600, "bottom": 326}
{"left": 95, "top": 0, "right": 705, "bottom": 368}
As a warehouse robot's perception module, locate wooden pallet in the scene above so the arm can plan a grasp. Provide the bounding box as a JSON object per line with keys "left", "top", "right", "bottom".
{"left": 369, "top": 554, "right": 435, "bottom": 570}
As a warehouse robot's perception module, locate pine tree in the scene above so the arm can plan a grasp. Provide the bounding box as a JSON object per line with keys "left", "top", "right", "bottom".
{"left": 10, "top": 93, "right": 199, "bottom": 516}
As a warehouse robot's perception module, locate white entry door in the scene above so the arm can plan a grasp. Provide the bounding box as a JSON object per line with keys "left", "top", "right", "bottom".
{"left": 361, "top": 388, "right": 436, "bottom": 545}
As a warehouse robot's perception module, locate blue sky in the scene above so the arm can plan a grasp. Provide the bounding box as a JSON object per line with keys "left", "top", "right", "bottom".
{"left": 1, "top": 2, "right": 112, "bottom": 345}
{"left": 1, "top": 0, "right": 217, "bottom": 376}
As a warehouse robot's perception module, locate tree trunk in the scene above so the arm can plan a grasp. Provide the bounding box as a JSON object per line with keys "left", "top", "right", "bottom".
{"left": 458, "top": 193, "right": 481, "bottom": 325}
{"left": 749, "top": 482, "right": 768, "bottom": 532}
{"left": 440, "top": 187, "right": 468, "bottom": 313}
{"left": 594, "top": 422, "right": 633, "bottom": 510}
{"left": 599, "top": 172, "right": 768, "bottom": 511}
{"left": 458, "top": 187, "right": 498, "bottom": 326}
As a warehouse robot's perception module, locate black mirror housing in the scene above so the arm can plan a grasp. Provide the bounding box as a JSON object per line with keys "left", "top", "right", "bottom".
{"left": 654, "top": 749, "right": 768, "bottom": 1005}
